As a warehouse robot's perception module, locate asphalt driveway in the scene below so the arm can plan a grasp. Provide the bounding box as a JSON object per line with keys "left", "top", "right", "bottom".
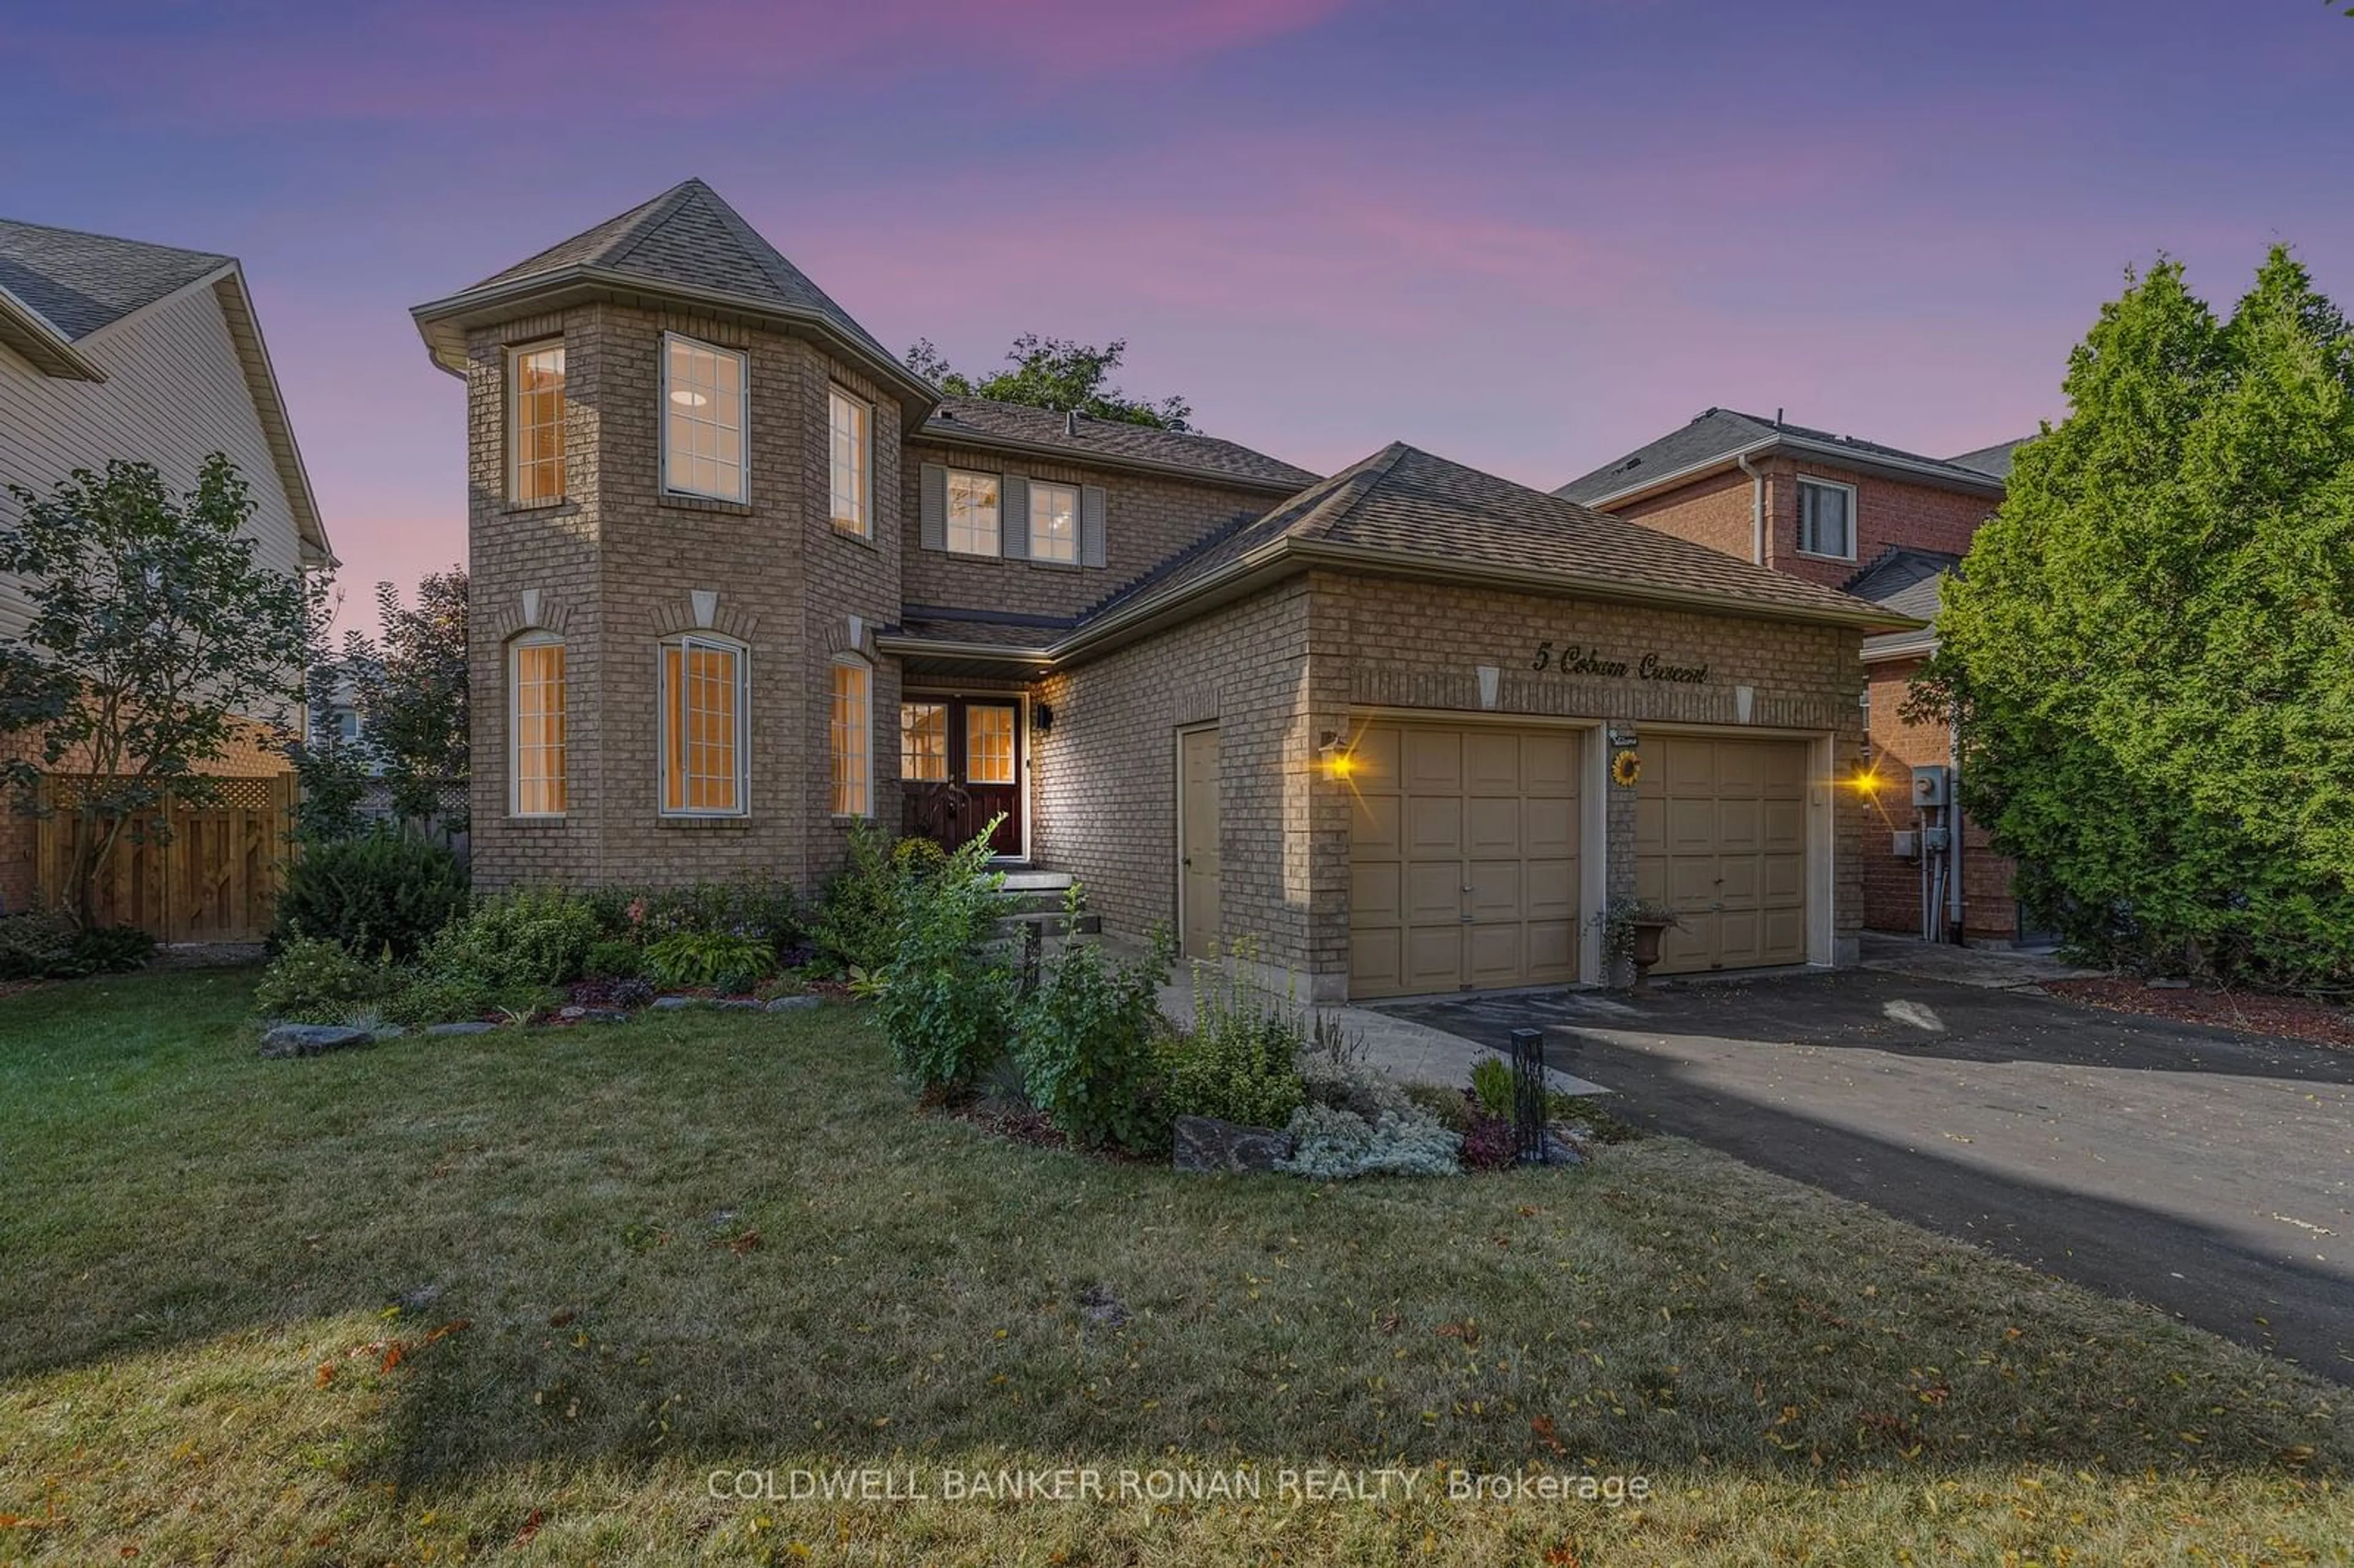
{"left": 1383, "top": 969, "right": 2354, "bottom": 1381}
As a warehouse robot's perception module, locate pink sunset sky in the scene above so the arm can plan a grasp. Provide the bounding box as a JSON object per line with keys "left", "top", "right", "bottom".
{"left": 6, "top": 0, "right": 2350, "bottom": 623}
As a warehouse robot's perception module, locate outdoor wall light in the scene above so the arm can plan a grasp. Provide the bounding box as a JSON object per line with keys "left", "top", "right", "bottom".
{"left": 1316, "top": 730, "right": 1355, "bottom": 781}
{"left": 1032, "top": 703, "right": 1054, "bottom": 737}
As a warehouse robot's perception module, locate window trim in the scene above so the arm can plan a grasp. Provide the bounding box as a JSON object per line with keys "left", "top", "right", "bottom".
{"left": 830, "top": 655, "right": 874, "bottom": 820}
{"left": 508, "top": 630, "right": 568, "bottom": 818}
{"left": 944, "top": 467, "right": 1002, "bottom": 557}
{"left": 828, "top": 384, "right": 873, "bottom": 539}
{"left": 507, "top": 341, "right": 566, "bottom": 506}
{"left": 657, "top": 633, "right": 751, "bottom": 818}
{"left": 1029, "top": 479, "right": 1080, "bottom": 565}
{"left": 660, "top": 332, "right": 750, "bottom": 503}
{"left": 1794, "top": 475, "right": 1859, "bottom": 562}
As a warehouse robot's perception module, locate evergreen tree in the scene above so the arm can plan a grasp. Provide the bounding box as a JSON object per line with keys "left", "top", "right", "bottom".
{"left": 1916, "top": 249, "right": 2354, "bottom": 984}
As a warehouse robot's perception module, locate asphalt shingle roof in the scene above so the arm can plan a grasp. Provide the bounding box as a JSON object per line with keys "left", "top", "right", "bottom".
{"left": 1843, "top": 546, "right": 1960, "bottom": 624}
{"left": 0, "top": 218, "right": 229, "bottom": 341}
{"left": 462, "top": 178, "right": 899, "bottom": 367}
{"left": 1092, "top": 442, "right": 1906, "bottom": 630}
{"left": 1944, "top": 438, "right": 2027, "bottom": 481}
{"left": 921, "top": 396, "right": 1319, "bottom": 492}
{"left": 1556, "top": 408, "right": 2021, "bottom": 505}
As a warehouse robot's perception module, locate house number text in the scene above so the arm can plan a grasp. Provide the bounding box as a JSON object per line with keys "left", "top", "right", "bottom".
{"left": 1530, "top": 642, "right": 1709, "bottom": 684}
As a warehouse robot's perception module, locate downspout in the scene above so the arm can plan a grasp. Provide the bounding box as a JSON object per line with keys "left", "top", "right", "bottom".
{"left": 1735, "top": 450, "right": 1766, "bottom": 564}
{"left": 1946, "top": 717, "right": 1965, "bottom": 943}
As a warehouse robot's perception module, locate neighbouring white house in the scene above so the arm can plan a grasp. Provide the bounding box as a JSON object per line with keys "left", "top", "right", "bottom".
{"left": 0, "top": 216, "right": 333, "bottom": 925}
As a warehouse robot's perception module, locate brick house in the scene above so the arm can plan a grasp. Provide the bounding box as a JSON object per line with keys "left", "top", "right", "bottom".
{"left": 1, "top": 217, "right": 330, "bottom": 923}
{"left": 411, "top": 181, "right": 1913, "bottom": 1000}
{"left": 1556, "top": 409, "right": 2029, "bottom": 944}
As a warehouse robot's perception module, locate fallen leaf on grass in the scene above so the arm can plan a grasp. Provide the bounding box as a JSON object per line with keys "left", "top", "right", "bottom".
{"left": 549, "top": 1307, "right": 577, "bottom": 1328}
{"left": 722, "top": 1229, "right": 763, "bottom": 1255}
{"left": 315, "top": 1363, "right": 335, "bottom": 1388}
{"left": 1438, "top": 1320, "right": 1480, "bottom": 1346}
{"left": 1531, "top": 1415, "right": 1566, "bottom": 1455}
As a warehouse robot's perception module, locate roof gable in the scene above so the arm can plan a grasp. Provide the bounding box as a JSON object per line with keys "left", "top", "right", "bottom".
{"left": 0, "top": 218, "right": 230, "bottom": 343}
{"left": 1556, "top": 406, "right": 2018, "bottom": 506}
{"left": 419, "top": 178, "right": 924, "bottom": 407}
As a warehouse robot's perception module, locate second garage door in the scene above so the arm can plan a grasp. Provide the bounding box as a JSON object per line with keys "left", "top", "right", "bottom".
{"left": 1634, "top": 734, "right": 1808, "bottom": 975}
{"left": 1347, "top": 721, "right": 1582, "bottom": 999}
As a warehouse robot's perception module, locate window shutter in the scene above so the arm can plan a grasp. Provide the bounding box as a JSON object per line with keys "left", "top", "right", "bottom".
{"left": 1080, "top": 485, "right": 1108, "bottom": 568}
{"left": 920, "top": 463, "right": 947, "bottom": 551}
{"left": 999, "top": 473, "right": 1030, "bottom": 560}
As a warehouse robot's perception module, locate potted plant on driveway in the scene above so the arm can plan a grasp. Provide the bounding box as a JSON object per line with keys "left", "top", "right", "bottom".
{"left": 1598, "top": 896, "right": 1682, "bottom": 993}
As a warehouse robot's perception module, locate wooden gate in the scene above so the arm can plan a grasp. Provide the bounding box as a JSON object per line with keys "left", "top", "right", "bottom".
{"left": 36, "top": 774, "right": 295, "bottom": 942}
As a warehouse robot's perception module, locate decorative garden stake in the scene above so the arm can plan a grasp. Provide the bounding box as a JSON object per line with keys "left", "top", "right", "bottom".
{"left": 1510, "top": 1027, "right": 1549, "bottom": 1164}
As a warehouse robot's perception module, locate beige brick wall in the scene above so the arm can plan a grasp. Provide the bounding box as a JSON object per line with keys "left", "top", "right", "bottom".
{"left": 1864, "top": 655, "right": 2018, "bottom": 941}
{"left": 465, "top": 303, "right": 902, "bottom": 896}
{"left": 1035, "top": 568, "right": 1868, "bottom": 995}
{"left": 899, "top": 438, "right": 1274, "bottom": 621}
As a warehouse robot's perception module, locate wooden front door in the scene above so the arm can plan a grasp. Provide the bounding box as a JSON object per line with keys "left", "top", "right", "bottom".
{"left": 900, "top": 696, "right": 1024, "bottom": 857}
{"left": 1179, "top": 726, "right": 1221, "bottom": 960}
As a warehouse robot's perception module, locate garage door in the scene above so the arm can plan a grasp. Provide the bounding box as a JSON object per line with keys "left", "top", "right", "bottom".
{"left": 1348, "top": 721, "right": 1582, "bottom": 999}
{"left": 1633, "top": 735, "right": 1808, "bottom": 975}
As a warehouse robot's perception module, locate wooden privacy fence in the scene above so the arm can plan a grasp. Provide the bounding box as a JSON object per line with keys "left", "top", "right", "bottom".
{"left": 36, "top": 774, "right": 296, "bottom": 942}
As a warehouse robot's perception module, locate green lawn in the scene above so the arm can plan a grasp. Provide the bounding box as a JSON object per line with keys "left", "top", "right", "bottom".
{"left": 1, "top": 969, "right": 2348, "bottom": 1565}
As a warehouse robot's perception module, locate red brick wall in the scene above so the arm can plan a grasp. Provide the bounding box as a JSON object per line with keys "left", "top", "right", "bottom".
{"left": 1621, "top": 459, "right": 1997, "bottom": 586}
{"left": 1861, "top": 656, "right": 2017, "bottom": 941}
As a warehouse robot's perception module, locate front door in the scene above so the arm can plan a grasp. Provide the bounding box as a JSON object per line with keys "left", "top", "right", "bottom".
{"left": 900, "top": 696, "right": 1024, "bottom": 858}
{"left": 1179, "top": 726, "right": 1221, "bottom": 960}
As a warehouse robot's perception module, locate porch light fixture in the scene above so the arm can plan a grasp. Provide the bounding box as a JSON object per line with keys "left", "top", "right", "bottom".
{"left": 1032, "top": 702, "right": 1054, "bottom": 736}
{"left": 1316, "top": 729, "right": 1355, "bottom": 781}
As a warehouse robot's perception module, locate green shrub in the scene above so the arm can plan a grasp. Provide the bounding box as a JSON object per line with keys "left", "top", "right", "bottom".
{"left": 874, "top": 826, "right": 1013, "bottom": 1093}
{"left": 272, "top": 828, "right": 469, "bottom": 962}
{"left": 421, "top": 887, "right": 599, "bottom": 989}
{"left": 254, "top": 937, "right": 400, "bottom": 1023}
{"left": 815, "top": 823, "right": 945, "bottom": 973}
{"left": 0, "top": 910, "right": 77, "bottom": 980}
{"left": 1470, "top": 1055, "right": 1513, "bottom": 1119}
{"left": 1011, "top": 898, "right": 1172, "bottom": 1151}
{"left": 1277, "top": 1102, "right": 1462, "bottom": 1180}
{"left": 1159, "top": 962, "right": 1307, "bottom": 1128}
{"left": 584, "top": 939, "right": 647, "bottom": 980}
{"left": 591, "top": 878, "right": 804, "bottom": 950}
{"left": 644, "top": 930, "right": 775, "bottom": 994}
{"left": 68, "top": 925, "right": 156, "bottom": 975}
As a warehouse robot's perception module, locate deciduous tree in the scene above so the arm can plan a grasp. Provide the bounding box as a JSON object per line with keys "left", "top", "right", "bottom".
{"left": 904, "top": 334, "right": 1193, "bottom": 430}
{"left": 0, "top": 455, "right": 310, "bottom": 923}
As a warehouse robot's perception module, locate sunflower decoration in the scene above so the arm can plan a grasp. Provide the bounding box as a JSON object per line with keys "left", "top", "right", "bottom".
{"left": 1610, "top": 748, "right": 1643, "bottom": 788}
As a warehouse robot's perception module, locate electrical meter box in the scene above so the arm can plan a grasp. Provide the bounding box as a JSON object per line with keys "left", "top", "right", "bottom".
{"left": 1891, "top": 830, "right": 1919, "bottom": 860}
{"left": 1911, "top": 765, "right": 1950, "bottom": 807}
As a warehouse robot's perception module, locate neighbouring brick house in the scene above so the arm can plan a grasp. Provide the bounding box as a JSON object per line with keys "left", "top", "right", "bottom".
{"left": 1556, "top": 410, "right": 2030, "bottom": 944}
{"left": 412, "top": 180, "right": 1913, "bottom": 1000}
{"left": 1, "top": 218, "right": 330, "bottom": 929}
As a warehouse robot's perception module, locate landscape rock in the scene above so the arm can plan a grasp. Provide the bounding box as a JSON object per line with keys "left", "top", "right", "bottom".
{"left": 368, "top": 1025, "right": 409, "bottom": 1043}
{"left": 258, "top": 1023, "right": 371, "bottom": 1059}
{"left": 650, "top": 995, "right": 696, "bottom": 1011}
{"left": 426, "top": 1021, "right": 495, "bottom": 1036}
{"left": 765, "top": 994, "right": 822, "bottom": 1012}
{"left": 1172, "top": 1114, "right": 1292, "bottom": 1173}
{"left": 576, "top": 1008, "right": 631, "bottom": 1024}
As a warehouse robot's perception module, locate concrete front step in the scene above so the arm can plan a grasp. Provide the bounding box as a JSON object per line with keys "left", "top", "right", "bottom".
{"left": 998, "top": 869, "right": 1074, "bottom": 893}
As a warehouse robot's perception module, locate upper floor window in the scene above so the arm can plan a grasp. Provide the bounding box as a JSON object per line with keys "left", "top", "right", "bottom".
{"left": 1797, "top": 478, "right": 1856, "bottom": 560}
{"left": 831, "top": 658, "right": 872, "bottom": 817}
{"left": 947, "top": 470, "right": 1000, "bottom": 556}
{"left": 1030, "top": 481, "right": 1079, "bottom": 565}
{"left": 509, "top": 343, "right": 565, "bottom": 504}
{"left": 829, "top": 387, "right": 870, "bottom": 537}
{"left": 660, "top": 634, "right": 747, "bottom": 815}
{"left": 663, "top": 335, "right": 747, "bottom": 502}
{"left": 510, "top": 633, "right": 568, "bottom": 816}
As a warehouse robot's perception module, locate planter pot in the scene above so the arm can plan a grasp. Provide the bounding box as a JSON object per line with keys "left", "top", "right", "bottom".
{"left": 1628, "top": 918, "right": 1674, "bottom": 993}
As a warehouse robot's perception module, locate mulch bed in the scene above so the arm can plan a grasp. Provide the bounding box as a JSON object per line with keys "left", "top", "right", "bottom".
{"left": 2042, "top": 976, "right": 2354, "bottom": 1051}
